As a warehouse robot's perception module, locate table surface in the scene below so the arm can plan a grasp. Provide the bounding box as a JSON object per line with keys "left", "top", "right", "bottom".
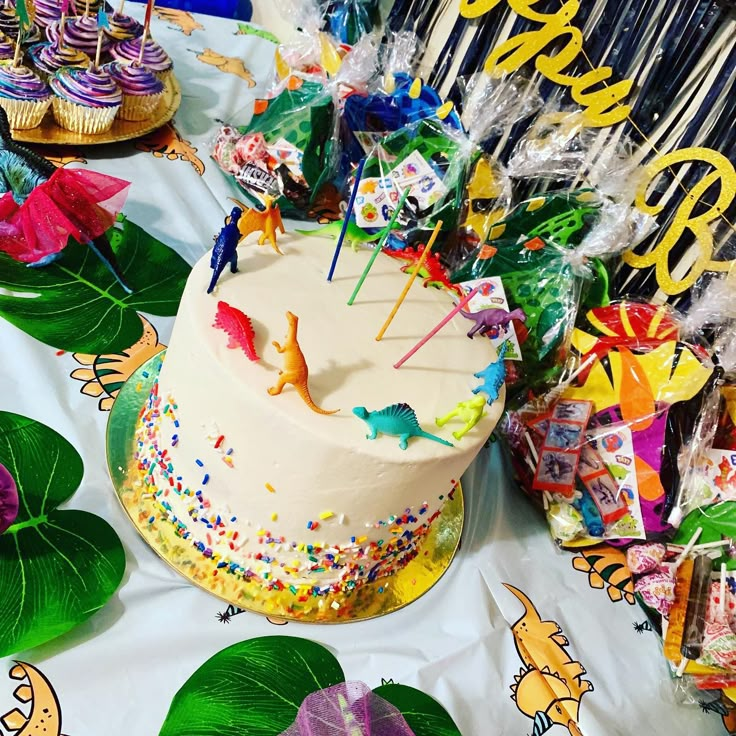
{"left": 0, "top": 7, "right": 728, "bottom": 736}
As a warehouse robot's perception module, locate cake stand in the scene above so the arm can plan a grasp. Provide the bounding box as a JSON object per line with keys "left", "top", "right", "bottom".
{"left": 12, "top": 74, "right": 181, "bottom": 146}
{"left": 107, "top": 351, "right": 465, "bottom": 623}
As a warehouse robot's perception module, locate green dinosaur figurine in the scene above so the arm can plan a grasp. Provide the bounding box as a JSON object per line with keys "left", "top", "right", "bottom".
{"left": 352, "top": 402, "right": 453, "bottom": 450}
{"left": 435, "top": 396, "right": 487, "bottom": 440}
{"left": 297, "top": 220, "right": 399, "bottom": 252}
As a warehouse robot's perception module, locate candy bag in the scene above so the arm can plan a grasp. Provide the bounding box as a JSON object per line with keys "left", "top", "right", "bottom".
{"left": 323, "top": 0, "right": 380, "bottom": 45}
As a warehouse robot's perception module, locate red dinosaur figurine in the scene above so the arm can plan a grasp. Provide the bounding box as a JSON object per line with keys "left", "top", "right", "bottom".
{"left": 383, "top": 244, "right": 463, "bottom": 297}
{"left": 212, "top": 301, "right": 260, "bottom": 362}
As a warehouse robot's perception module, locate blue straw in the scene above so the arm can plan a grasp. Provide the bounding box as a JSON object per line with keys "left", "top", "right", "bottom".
{"left": 327, "top": 158, "right": 366, "bottom": 282}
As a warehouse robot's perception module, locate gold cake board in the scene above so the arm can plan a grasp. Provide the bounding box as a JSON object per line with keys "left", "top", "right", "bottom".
{"left": 106, "top": 352, "right": 464, "bottom": 623}
{"left": 13, "top": 74, "right": 181, "bottom": 146}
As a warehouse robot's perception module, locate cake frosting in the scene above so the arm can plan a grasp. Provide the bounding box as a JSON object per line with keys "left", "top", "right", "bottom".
{"left": 0, "top": 64, "right": 50, "bottom": 101}
{"left": 0, "top": 8, "right": 40, "bottom": 43}
{"left": 46, "top": 15, "right": 111, "bottom": 57}
{"left": 0, "top": 33, "right": 14, "bottom": 61}
{"left": 28, "top": 41, "right": 91, "bottom": 76}
{"left": 105, "top": 12, "right": 143, "bottom": 41}
{"left": 104, "top": 61, "right": 163, "bottom": 96}
{"left": 50, "top": 66, "right": 122, "bottom": 108}
{"left": 109, "top": 36, "right": 172, "bottom": 74}
{"left": 134, "top": 234, "right": 504, "bottom": 596}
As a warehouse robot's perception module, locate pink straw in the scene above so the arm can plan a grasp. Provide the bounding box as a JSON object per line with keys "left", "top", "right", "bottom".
{"left": 394, "top": 285, "right": 484, "bottom": 369}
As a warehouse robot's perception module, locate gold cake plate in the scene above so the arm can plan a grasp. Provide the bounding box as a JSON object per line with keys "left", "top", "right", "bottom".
{"left": 12, "top": 73, "right": 181, "bottom": 146}
{"left": 106, "top": 351, "right": 464, "bottom": 623}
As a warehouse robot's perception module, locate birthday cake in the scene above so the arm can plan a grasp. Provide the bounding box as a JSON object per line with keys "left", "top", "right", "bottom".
{"left": 133, "top": 233, "right": 504, "bottom": 598}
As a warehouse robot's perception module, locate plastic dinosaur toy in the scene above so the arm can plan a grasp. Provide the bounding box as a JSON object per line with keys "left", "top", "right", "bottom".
{"left": 384, "top": 244, "right": 463, "bottom": 296}
{"left": 212, "top": 301, "right": 259, "bottom": 362}
{"left": 352, "top": 403, "right": 453, "bottom": 450}
{"left": 459, "top": 306, "right": 527, "bottom": 339}
{"left": 435, "top": 396, "right": 487, "bottom": 440}
{"left": 296, "top": 220, "right": 399, "bottom": 253}
{"left": 268, "top": 311, "right": 339, "bottom": 415}
{"left": 207, "top": 207, "right": 243, "bottom": 294}
{"left": 230, "top": 195, "right": 285, "bottom": 255}
{"left": 472, "top": 343, "right": 508, "bottom": 404}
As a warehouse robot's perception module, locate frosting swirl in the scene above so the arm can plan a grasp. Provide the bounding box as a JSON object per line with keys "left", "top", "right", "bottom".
{"left": 0, "top": 64, "right": 50, "bottom": 101}
{"left": 0, "top": 33, "right": 14, "bottom": 61}
{"left": 50, "top": 66, "right": 122, "bottom": 108}
{"left": 109, "top": 37, "right": 172, "bottom": 73}
{"left": 0, "top": 10, "right": 40, "bottom": 43}
{"left": 105, "top": 13, "right": 143, "bottom": 41}
{"left": 35, "top": 0, "right": 105, "bottom": 28}
{"left": 104, "top": 61, "right": 163, "bottom": 96}
{"left": 28, "top": 41, "right": 90, "bottom": 76}
{"left": 46, "top": 15, "right": 111, "bottom": 57}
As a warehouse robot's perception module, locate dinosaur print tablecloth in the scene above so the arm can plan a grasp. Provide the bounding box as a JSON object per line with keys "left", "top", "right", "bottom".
{"left": 0, "top": 6, "right": 729, "bottom": 736}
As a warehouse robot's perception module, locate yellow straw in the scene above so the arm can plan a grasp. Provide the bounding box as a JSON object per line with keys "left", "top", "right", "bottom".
{"left": 375, "top": 220, "right": 443, "bottom": 342}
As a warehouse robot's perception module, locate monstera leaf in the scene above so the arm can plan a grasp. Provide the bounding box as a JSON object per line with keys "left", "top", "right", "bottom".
{"left": 159, "top": 637, "right": 345, "bottom": 736}
{"left": 373, "top": 683, "right": 462, "bottom": 736}
{"left": 0, "top": 412, "right": 125, "bottom": 656}
{"left": 0, "top": 215, "right": 191, "bottom": 354}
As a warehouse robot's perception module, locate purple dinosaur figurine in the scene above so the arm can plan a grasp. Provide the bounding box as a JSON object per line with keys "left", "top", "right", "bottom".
{"left": 459, "top": 306, "right": 526, "bottom": 338}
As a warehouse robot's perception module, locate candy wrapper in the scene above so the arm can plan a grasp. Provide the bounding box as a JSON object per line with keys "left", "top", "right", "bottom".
{"left": 503, "top": 300, "right": 720, "bottom": 546}
{"left": 323, "top": 0, "right": 379, "bottom": 45}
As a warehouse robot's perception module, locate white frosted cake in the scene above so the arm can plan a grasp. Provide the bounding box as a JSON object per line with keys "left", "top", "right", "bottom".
{"left": 134, "top": 233, "right": 504, "bottom": 599}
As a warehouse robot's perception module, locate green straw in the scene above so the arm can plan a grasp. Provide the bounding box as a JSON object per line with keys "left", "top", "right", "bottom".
{"left": 347, "top": 187, "right": 410, "bottom": 306}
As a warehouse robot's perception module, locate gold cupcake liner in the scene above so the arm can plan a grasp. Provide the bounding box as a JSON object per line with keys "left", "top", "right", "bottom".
{"left": 52, "top": 97, "right": 120, "bottom": 135}
{"left": 0, "top": 96, "right": 51, "bottom": 130}
{"left": 118, "top": 90, "right": 163, "bottom": 122}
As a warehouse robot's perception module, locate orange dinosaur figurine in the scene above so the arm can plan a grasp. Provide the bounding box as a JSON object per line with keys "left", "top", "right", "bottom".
{"left": 268, "top": 311, "right": 338, "bottom": 415}
{"left": 230, "top": 196, "right": 286, "bottom": 255}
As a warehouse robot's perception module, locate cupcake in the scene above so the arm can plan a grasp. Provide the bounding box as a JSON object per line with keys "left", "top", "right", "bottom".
{"left": 104, "top": 61, "right": 163, "bottom": 121}
{"left": 104, "top": 12, "right": 143, "bottom": 42}
{"left": 50, "top": 66, "right": 122, "bottom": 134}
{"left": 0, "top": 32, "right": 15, "bottom": 62}
{"left": 109, "top": 37, "right": 172, "bottom": 81}
{"left": 46, "top": 15, "right": 111, "bottom": 58}
{"left": 33, "top": 0, "right": 63, "bottom": 28}
{"left": 0, "top": 64, "right": 51, "bottom": 129}
{"left": 0, "top": 9, "right": 41, "bottom": 44}
{"left": 28, "top": 41, "right": 90, "bottom": 80}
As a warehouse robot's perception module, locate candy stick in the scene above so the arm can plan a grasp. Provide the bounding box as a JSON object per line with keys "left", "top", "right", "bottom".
{"left": 721, "top": 563, "right": 727, "bottom": 617}
{"left": 375, "top": 219, "right": 442, "bottom": 340}
{"left": 347, "top": 185, "right": 409, "bottom": 300}
{"left": 326, "top": 158, "right": 365, "bottom": 283}
{"left": 673, "top": 526, "right": 703, "bottom": 569}
{"left": 394, "top": 285, "right": 484, "bottom": 369}
{"left": 671, "top": 539, "right": 732, "bottom": 552}
{"left": 675, "top": 658, "right": 688, "bottom": 677}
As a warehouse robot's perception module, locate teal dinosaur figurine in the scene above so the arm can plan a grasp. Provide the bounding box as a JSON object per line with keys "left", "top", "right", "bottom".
{"left": 352, "top": 402, "right": 453, "bottom": 450}
{"left": 297, "top": 220, "right": 399, "bottom": 252}
{"left": 472, "top": 343, "right": 508, "bottom": 404}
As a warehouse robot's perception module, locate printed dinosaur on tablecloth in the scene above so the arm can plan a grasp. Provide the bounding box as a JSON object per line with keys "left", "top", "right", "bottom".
{"left": 353, "top": 403, "right": 453, "bottom": 450}
{"left": 571, "top": 546, "right": 635, "bottom": 605}
{"left": 1, "top": 662, "right": 66, "bottom": 736}
{"left": 459, "top": 306, "right": 526, "bottom": 339}
{"left": 269, "top": 311, "right": 338, "bottom": 415}
{"left": 472, "top": 343, "right": 508, "bottom": 403}
{"left": 384, "top": 244, "right": 463, "bottom": 296}
{"left": 194, "top": 49, "right": 255, "bottom": 86}
{"left": 154, "top": 7, "right": 204, "bottom": 35}
{"left": 504, "top": 584, "right": 593, "bottom": 736}
{"left": 208, "top": 207, "right": 242, "bottom": 293}
{"left": 135, "top": 124, "right": 205, "bottom": 176}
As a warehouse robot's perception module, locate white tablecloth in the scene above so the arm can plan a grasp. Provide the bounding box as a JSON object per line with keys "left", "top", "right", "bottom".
{"left": 0, "top": 7, "right": 727, "bottom": 736}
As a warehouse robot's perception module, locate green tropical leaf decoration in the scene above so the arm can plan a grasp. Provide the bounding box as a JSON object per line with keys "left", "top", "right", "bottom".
{"left": 675, "top": 501, "right": 736, "bottom": 555}
{"left": 0, "top": 215, "right": 191, "bottom": 354}
{"left": 373, "top": 683, "right": 463, "bottom": 736}
{"left": 159, "top": 636, "right": 345, "bottom": 736}
{"left": 0, "top": 412, "right": 126, "bottom": 657}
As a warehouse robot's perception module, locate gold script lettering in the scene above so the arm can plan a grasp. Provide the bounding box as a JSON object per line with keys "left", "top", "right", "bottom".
{"left": 623, "top": 147, "right": 736, "bottom": 295}
{"left": 460, "top": 0, "right": 633, "bottom": 127}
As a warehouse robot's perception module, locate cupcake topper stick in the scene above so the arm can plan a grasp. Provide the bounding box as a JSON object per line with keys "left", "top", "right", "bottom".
{"left": 346, "top": 185, "right": 410, "bottom": 301}
{"left": 143, "top": 0, "right": 155, "bottom": 37}
{"left": 13, "top": 0, "right": 28, "bottom": 68}
{"left": 117, "top": 0, "right": 126, "bottom": 15}
{"left": 85, "top": 0, "right": 90, "bottom": 17}
{"left": 375, "top": 219, "right": 443, "bottom": 341}
{"left": 95, "top": 7, "right": 109, "bottom": 68}
{"left": 137, "top": 27, "right": 147, "bottom": 64}
{"left": 326, "top": 157, "right": 365, "bottom": 283}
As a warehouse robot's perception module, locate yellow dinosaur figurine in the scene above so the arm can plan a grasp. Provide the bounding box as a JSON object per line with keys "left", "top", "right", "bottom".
{"left": 435, "top": 396, "right": 486, "bottom": 440}
{"left": 230, "top": 196, "right": 285, "bottom": 255}
{"left": 268, "top": 311, "right": 339, "bottom": 415}
{"left": 505, "top": 584, "right": 593, "bottom": 736}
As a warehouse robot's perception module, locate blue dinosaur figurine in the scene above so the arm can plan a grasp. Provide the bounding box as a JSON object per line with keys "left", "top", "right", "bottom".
{"left": 208, "top": 206, "right": 243, "bottom": 294}
{"left": 472, "top": 342, "right": 508, "bottom": 404}
{"left": 352, "top": 402, "right": 453, "bottom": 450}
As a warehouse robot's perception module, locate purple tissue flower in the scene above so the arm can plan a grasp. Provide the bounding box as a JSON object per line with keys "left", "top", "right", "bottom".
{"left": 0, "top": 462, "right": 18, "bottom": 534}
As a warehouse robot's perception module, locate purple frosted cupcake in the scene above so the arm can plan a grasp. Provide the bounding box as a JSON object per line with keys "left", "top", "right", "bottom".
{"left": 109, "top": 37, "right": 172, "bottom": 81}
{"left": 0, "top": 64, "right": 51, "bottom": 129}
{"left": 33, "top": 0, "right": 63, "bottom": 28}
{"left": 50, "top": 66, "right": 122, "bottom": 134}
{"left": 104, "top": 61, "right": 163, "bottom": 121}
{"left": 0, "top": 32, "right": 15, "bottom": 62}
{"left": 0, "top": 8, "right": 40, "bottom": 43}
{"left": 28, "top": 41, "right": 90, "bottom": 80}
{"left": 46, "top": 15, "right": 111, "bottom": 57}
{"left": 105, "top": 12, "right": 143, "bottom": 42}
